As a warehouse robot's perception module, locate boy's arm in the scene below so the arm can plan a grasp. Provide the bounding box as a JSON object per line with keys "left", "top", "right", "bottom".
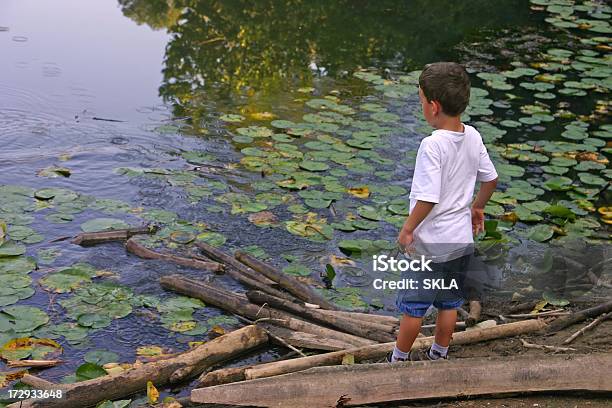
{"left": 398, "top": 200, "right": 435, "bottom": 250}
{"left": 471, "top": 178, "right": 498, "bottom": 234}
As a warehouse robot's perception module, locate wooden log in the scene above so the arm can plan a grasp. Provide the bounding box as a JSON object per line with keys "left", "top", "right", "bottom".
{"left": 8, "top": 325, "right": 267, "bottom": 408}
{"left": 199, "top": 366, "right": 250, "bottom": 387}
{"left": 547, "top": 300, "right": 612, "bottom": 333}
{"left": 243, "top": 319, "right": 548, "bottom": 381}
{"left": 72, "top": 226, "right": 155, "bottom": 246}
{"left": 316, "top": 309, "right": 400, "bottom": 326}
{"left": 161, "top": 275, "right": 375, "bottom": 347}
{"left": 7, "top": 360, "right": 62, "bottom": 368}
{"left": 192, "top": 353, "right": 612, "bottom": 407}
{"left": 195, "top": 242, "right": 276, "bottom": 286}
{"left": 126, "top": 238, "right": 222, "bottom": 272}
{"left": 260, "top": 323, "right": 356, "bottom": 351}
{"left": 465, "top": 300, "right": 482, "bottom": 327}
{"left": 246, "top": 290, "right": 396, "bottom": 343}
{"left": 234, "top": 250, "right": 338, "bottom": 310}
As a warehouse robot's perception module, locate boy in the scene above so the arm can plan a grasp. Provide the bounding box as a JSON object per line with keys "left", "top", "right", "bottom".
{"left": 388, "top": 62, "right": 498, "bottom": 362}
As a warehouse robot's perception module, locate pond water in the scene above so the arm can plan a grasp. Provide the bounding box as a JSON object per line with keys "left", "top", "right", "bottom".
{"left": 0, "top": 0, "right": 610, "bottom": 405}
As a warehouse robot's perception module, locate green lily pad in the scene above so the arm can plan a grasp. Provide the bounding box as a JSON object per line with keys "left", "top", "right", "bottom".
{"left": 527, "top": 225, "right": 555, "bottom": 242}
{"left": 282, "top": 263, "right": 311, "bottom": 277}
{"left": 0, "top": 305, "right": 49, "bottom": 333}
{"left": 80, "top": 218, "right": 129, "bottom": 233}
{"left": 0, "top": 241, "right": 26, "bottom": 257}
{"left": 76, "top": 362, "right": 107, "bottom": 381}
{"left": 220, "top": 114, "right": 245, "bottom": 122}
{"left": 84, "top": 350, "right": 119, "bottom": 365}
{"left": 299, "top": 161, "right": 329, "bottom": 172}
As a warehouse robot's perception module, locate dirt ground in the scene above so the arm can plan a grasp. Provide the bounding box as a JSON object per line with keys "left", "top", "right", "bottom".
{"left": 371, "top": 296, "right": 612, "bottom": 408}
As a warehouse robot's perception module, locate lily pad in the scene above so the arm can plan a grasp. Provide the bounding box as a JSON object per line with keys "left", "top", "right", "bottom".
{"left": 80, "top": 218, "right": 129, "bottom": 233}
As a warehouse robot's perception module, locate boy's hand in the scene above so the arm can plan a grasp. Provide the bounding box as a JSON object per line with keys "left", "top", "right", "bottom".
{"left": 397, "top": 230, "right": 414, "bottom": 253}
{"left": 471, "top": 207, "right": 485, "bottom": 234}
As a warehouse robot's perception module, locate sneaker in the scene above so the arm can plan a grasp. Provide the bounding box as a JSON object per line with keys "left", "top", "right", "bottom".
{"left": 385, "top": 351, "right": 407, "bottom": 363}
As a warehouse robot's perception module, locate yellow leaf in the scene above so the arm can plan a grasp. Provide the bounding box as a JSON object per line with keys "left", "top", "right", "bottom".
{"left": 188, "top": 341, "right": 205, "bottom": 348}
{"left": 210, "top": 325, "right": 226, "bottom": 337}
{"left": 0, "top": 370, "right": 27, "bottom": 387}
{"left": 169, "top": 321, "right": 196, "bottom": 332}
{"left": 249, "top": 111, "right": 276, "bottom": 121}
{"left": 147, "top": 381, "right": 159, "bottom": 404}
{"left": 136, "top": 346, "right": 164, "bottom": 357}
{"left": 341, "top": 354, "right": 355, "bottom": 365}
{"left": 531, "top": 300, "right": 548, "bottom": 314}
{"left": 347, "top": 186, "right": 370, "bottom": 198}
{"left": 329, "top": 255, "right": 355, "bottom": 267}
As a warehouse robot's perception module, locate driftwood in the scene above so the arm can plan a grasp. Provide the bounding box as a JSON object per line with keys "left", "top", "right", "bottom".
{"left": 196, "top": 242, "right": 276, "bottom": 286}
{"left": 260, "top": 323, "right": 356, "bottom": 351}
{"left": 125, "top": 238, "right": 222, "bottom": 272}
{"left": 563, "top": 311, "right": 612, "bottom": 344}
{"left": 315, "top": 309, "right": 400, "bottom": 326}
{"left": 246, "top": 290, "right": 396, "bottom": 343}
{"left": 72, "top": 226, "right": 155, "bottom": 246}
{"left": 198, "top": 319, "right": 547, "bottom": 385}
{"left": 465, "top": 300, "right": 482, "bottom": 327}
{"left": 192, "top": 353, "right": 612, "bottom": 407}
{"left": 8, "top": 325, "right": 267, "bottom": 408}
{"left": 160, "top": 275, "right": 375, "bottom": 347}
{"left": 234, "top": 250, "right": 338, "bottom": 310}
{"left": 504, "top": 309, "right": 570, "bottom": 319}
{"left": 7, "top": 360, "right": 62, "bottom": 368}
{"left": 547, "top": 300, "right": 612, "bottom": 333}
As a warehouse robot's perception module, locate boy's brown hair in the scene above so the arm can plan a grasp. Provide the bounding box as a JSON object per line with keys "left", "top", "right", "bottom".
{"left": 418, "top": 62, "right": 470, "bottom": 117}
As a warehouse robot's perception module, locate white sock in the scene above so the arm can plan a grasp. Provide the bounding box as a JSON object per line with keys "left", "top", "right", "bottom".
{"left": 428, "top": 342, "right": 449, "bottom": 360}
{"left": 392, "top": 345, "right": 409, "bottom": 362}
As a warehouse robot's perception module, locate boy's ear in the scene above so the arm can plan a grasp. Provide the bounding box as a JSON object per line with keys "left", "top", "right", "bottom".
{"left": 431, "top": 100, "right": 442, "bottom": 116}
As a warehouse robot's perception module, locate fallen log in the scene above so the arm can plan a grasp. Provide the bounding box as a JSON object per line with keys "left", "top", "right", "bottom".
{"left": 126, "top": 238, "right": 222, "bottom": 272}
{"left": 8, "top": 325, "right": 267, "bottom": 408}
{"left": 72, "top": 226, "right": 155, "bottom": 246}
{"left": 547, "top": 300, "right": 612, "bottom": 333}
{"left": 161, "top": 275, "right": 375, "bottom": 347}
{"left": 315, "top": 309, "right": 400, "bottom": 326}
{"left": 192, "top": 353, "right": 612, "bottom": 407}
{"left": 260, "top": 323, "right": 356, "bottom": 351}
{"left": 563, "top": 311, "right": 612, "bottom": 344}
{"left": 234, "top": 250, "right": 338, "bottom": 310}
{"left": 246, "top": 290, "right": 396, "bottom": 343}
{"left": 7, "top": 360, "right": 62, "bottom": 368}
{"left": 196, "top": 242, "right": 276, "bottom": 286}
{"left": 242, "top": 319, "right": 548, "bottom": 381}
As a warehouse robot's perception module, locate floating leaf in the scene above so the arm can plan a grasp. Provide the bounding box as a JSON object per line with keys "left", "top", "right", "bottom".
{"left": 527, "top": 225, "right": 554, "bottom": 242}
{"left": 76, "top": 362, "right": 107, "bottom": 381}
{"left": 84, "top": 350, "right": 119, "bottom": 365}
{"left": 80, "top": 218, "right": 129, "bottom": 233}
{"left": 147, "top": 381, "right": 160, "bottom": 404}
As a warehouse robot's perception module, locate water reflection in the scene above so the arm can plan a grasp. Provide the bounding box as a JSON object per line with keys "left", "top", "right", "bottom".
{"left": 119, "top": 0, "right": 536, "bottom": 100}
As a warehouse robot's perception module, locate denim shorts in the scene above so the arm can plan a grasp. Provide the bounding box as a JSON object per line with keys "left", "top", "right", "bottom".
{"left": 395, "top": 254, "right": 470, "bottom": 318}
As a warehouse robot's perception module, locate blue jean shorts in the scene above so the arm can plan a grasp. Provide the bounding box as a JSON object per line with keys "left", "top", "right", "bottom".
{"left": 395, "top": 254, "right": 469, "bottom": 318}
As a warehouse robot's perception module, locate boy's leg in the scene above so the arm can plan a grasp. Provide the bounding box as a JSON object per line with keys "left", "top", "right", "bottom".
{"left": 427, "top": 306, "right": 459, "bottom": 360}
{"left": 389, "top": 302, "right": 428, "bottom": 362}
{"left": 434, "top": 308, "right": 457, "bottom": 347}
{"left": 396, "top": 314, "right": 424, "bottom": 352}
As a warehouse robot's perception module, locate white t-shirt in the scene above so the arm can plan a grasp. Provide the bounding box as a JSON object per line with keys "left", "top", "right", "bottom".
{"left": 409, "top": 124, "right": 498, "bottom": 262}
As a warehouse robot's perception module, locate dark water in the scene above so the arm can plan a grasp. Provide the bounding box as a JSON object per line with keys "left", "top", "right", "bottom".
{"left": 0, "top": 0, "right": 607, "bottom": 405}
